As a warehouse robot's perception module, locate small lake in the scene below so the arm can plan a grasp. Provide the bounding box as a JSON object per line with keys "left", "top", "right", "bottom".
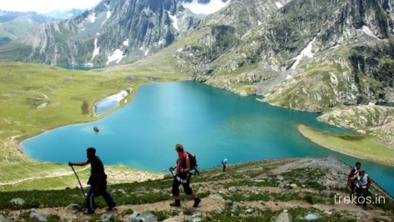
{"left": 21, "top": 82, "right": 394, "bottom": 195}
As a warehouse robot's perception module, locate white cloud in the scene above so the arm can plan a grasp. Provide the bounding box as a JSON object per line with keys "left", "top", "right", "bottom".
{"left": 0, "top": 0, "right": 101, "bottom": 13}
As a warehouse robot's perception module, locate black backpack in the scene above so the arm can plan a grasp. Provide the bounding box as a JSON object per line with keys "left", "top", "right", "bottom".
{"left": 187, "top": 152, "right": 199, "bottom": 175}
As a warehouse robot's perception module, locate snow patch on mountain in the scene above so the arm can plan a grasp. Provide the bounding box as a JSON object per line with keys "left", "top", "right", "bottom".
{"left": 139, "top": 46, "right": 150, "bottom": 56}
{"left": 87, "top": 12, "right": 96, "bottom": 23}
{"left": 361, "top": 26, "right": 378, "bottom": 39}
{"left": 106, "top": 10, "right": 112, "bottom": 19}
{"left": 183, "top": 0, "right": 231, "bottom": 15}
{"left": 107, "top": 49, "right": 124, "bottom": 65}
{"left": 290, "top": 38, "right": 316, "bottom": 70}
{"left": 123, "top": 39, "right": 129, "bottom": 47}
{"left": 158, "top": 39, "right": 165, "bottom": 46}
{"left": 168, "top": 12, "right": 179, "bottom": 31}
{"left": 275, "top": 2, "right": 284, "bottom": 9}
{"left": 106, "top": 9, "right": 112, "bottom": 19}
{"left": 84, "top": 63, "right": 94, "bottom": 67}
{"left": 104, "top": 3, "right": 112, "bottom": 19}
{"left": 92, "top": 38, "right": 100, "bottom": 60}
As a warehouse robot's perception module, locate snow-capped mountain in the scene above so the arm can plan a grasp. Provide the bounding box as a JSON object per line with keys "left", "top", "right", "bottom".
{"left": 0, "top": 0, "right": 231, "bottom": 67}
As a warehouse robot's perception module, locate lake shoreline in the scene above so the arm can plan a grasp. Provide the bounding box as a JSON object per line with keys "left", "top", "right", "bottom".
{"left": 2, "top": 81, "right": 165, "bottom": 191}
{"left": 7, "top": 79, "right": 394, "bottom": 196}
{"left": 298, "top": 124, "right": 394, "bottom": 167}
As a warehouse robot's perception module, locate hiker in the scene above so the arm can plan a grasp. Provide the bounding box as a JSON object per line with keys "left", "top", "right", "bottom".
{"left": 69, "top": 147, "right": 116, "bottom": 214}
{"left": 170, "top": 144, "right": 201, "bottom": 208}
{"left": 222, "top": 158, "right": 228, "bottom": 172}
{"left": 355, "top": 170, "right": 371, "bottom": 208}
{"left": 347, "top": 162, "right": 361, "bottom": 195}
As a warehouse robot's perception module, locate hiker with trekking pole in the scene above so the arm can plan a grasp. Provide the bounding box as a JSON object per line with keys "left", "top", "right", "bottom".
{"left": 169, "top": 144, "right": 201, "bottom": 208}
{"left": 69, "top": 147, "right": 116, "bottom": 214}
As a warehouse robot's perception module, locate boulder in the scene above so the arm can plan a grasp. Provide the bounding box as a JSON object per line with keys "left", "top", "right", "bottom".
{"left": 184, "top": 212, "right": 202, "bottom": 222}
{"left": 10, "top": 198, "right": 25, "bottom": 206}
{"left": 0, "top": 215, "right": 8, "bottom": 222}
{"left": 101, "top": 212, "right": 115, "bottom": 222}
{"left": 30, "top": 210, "right": 46, "bottom": 222}
{"left": 275, "top": 210, "right": 292, "bottom": 222}
{"left": 304, "top": 213, "right": 320, "bottom": 221}
{"left": 231, "top": 202, "right": 241, "bottom": 215}
{"left": 214, "top": 208, "right": 224, "bottom": 214}
{"left": 245, "top": 208, "right": 254, "bottom": 214}
{"left": 192, "top": 212, "right": 202, "bottom": 222}
{"left": 127, "top": 211, "right": 158, "bottom": 222}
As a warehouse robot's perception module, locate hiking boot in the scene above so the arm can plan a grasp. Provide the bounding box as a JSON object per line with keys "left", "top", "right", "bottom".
{"left": 170, "top": 200, "right": 181, "bottom": 207}
{"left": 84, "top": 210, "right": 95, "bottom": 215}
{"left": 106, "top": 207, "right": 117, "bottom": 212}
{"left": 193, "top": 198, "right": 201, "bottom": 208}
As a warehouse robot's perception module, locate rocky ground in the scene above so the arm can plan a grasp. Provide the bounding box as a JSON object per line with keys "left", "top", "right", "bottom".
{"left": 0, "top": 157, "right": 393, "bottom": 222}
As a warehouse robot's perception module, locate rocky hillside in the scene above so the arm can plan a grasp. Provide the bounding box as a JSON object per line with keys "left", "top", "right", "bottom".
{"left": 0, "top": 10, "right": 51, "bottom": 46}
{"left": 0, "top": 0, "right": 393, "bottom": 109}
{"left": 0, "top": 157, "right": 392, "bottom": 222}
{"left": 318, "top": 105, "right": 394, "bottom": 148}
{"left": 172, "top": 0, "right": 394, "bottom": 111}
{"left": 0, "top": 0, "right": 233, "bottom": 67}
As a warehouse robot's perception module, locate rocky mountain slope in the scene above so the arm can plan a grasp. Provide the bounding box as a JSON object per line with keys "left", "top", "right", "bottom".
{"left": 0, "top": 157, "right": 393, "bottom": 222}
{"left": 0, "top": 10, "right": 51, "bottom": 46}
{"left": 1, "top": 0, "right": 393, "bottom": 109}
{"left": 173, "top": 0, "right": 394, "bottom": 112}
{"left": 0, "top": 0, "right": 232, "bottom": 67}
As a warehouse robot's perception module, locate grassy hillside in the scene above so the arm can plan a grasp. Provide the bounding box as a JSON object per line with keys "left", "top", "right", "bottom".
{"left": 0, "top": 18, "right": 38, "bottom": 40}
{"left": 298, "top": 125, "right": 394, "bottom": 167}
{"left": 0, "top": 158, "right": 392, "bottom": 222}
{"left": 0, "top": 62, "right": 184, "bottom": 191}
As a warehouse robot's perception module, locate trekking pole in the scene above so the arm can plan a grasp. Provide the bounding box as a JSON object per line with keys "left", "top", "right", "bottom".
{"left": 70, "top": 165, "right": 86, "bottom": 198}
{"left": 169, "top": 167, "right": 175, "bottom": 176}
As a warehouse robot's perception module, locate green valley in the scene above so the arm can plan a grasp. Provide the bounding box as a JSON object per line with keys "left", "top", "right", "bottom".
{"left": 0, "top": 62, "right": 184, "bottom": 191}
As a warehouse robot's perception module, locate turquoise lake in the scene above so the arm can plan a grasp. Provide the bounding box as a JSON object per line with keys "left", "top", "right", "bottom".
{"left": 21, "top": 81, "right": 394, "bottom": 195}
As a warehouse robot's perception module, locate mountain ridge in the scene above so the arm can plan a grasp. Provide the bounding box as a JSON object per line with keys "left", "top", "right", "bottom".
{"left": 0, "top": 0, "right": 234, "bottom": 67}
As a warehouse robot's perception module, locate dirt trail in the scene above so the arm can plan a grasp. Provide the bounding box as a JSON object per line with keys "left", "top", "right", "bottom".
{"left": 0, "top": 167, "right": 89, "bottom": 186}
{"left": 2, "top": 157, "right": 393, "bottom": 222}
{"left": 28, "top": 194, "right": 225, "bottom": 222}
{"left": 8, "top": 194, "right": 392, "bottom": 222}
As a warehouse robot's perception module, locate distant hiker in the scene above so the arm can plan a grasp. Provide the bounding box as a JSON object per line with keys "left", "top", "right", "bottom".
{"left": 347, "top": 162, "right": 361, "bottom": 195}
{"left": 222, "top": 158, "right": 228, "bottom": 172}
{"left": 170, "top": 144, "right": 201, "bottom": 208}
{"left": 355, "top": 170, "right": 371, "bottom": 208}
{"left": 69, "top": 147, "right": 116, "bottom": 214}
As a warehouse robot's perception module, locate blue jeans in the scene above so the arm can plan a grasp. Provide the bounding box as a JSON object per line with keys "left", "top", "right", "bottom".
{"left": 86, "top": 187, "right": 116, "bottom": 212}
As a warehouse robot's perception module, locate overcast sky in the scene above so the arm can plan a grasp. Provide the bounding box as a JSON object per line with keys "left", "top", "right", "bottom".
{"left": 0, "top": 0, "right": 102, "bottom": 13}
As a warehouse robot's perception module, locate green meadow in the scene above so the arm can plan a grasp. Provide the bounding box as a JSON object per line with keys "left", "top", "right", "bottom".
{"left": 0, "top": 62, "right": 184, "bottom": 191}
{"left": 298, "top": 124, "right": 394, "bottom": 167}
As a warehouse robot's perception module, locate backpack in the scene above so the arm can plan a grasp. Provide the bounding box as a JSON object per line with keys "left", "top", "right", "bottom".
{"left": 186, "top": 152, "right": 199, "bottom": 175}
